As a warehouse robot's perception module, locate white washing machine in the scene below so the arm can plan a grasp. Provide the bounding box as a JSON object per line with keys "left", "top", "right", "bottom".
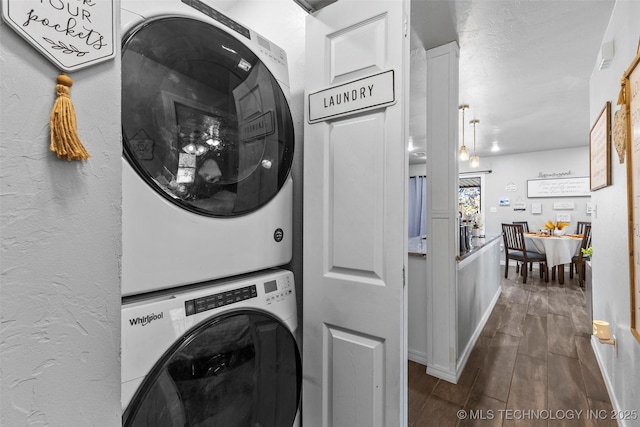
{"left": 121, "top": 0, "right": 295, "bottom": 296}
{"left": 121, "top": 268, "right": 301, "bottom": 426}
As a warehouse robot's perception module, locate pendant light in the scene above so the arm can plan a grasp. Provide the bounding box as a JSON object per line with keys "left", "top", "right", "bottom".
{"left": 459, "top": 104, "right": 469, "bottom": 161}
{"left": 469, "top": 119, "right": 480, "bottom": 168}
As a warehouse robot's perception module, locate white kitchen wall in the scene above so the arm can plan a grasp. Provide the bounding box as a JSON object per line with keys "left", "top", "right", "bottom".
{"left": 469, "top": 147, "right": 592, "bottom": 235}
{"left": 409, "top": 163, "right": 427, "bottom": 177}
{"left": 589, "top": 1, "right": 640, "bottom": 423}
{"left": 0, "top": 7, "right": 122, "bottom": 426}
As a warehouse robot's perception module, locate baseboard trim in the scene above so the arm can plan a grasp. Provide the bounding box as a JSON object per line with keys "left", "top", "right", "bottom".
{"left": 425, "top": 364, "right": 457, "bottom": 383}
{"left": 590, "top": 336, "right": 626, "bottom": 426}
{"left": 408, "top": 349, "right": 428, "bottom": 366}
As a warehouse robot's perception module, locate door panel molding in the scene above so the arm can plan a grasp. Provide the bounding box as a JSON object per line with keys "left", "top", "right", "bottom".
{"left": 329, "top": 14, "right": 387, "bottom": 83}
{"left": 324, "top": 324, "right": 385, "bottom": 427}
{"left": 329, "top": 115, "right": 384, "bottom": 275}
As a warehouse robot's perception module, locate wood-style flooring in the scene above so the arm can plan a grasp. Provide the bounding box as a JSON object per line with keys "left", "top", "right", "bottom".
{"left": 408, "top": 265, "right": 616, "bottom": 427}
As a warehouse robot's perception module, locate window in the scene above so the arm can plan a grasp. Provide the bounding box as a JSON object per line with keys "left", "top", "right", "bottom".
{"left": 459, "top": 174, "right": 485, "bottom": 231}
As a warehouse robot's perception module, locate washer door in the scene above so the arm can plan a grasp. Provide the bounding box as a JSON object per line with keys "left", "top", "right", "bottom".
{"left": 122, "top": 17, "right": 294, "bottom": 217}
{"left": 123, "top": 311, "right": 301, "bottom": 427}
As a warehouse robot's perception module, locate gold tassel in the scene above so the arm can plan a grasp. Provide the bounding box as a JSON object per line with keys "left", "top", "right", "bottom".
{"left": 50, "top": 73, "right": 90, "bottom": 161}
{"left": 617, "top": 78, "right": 626, "bottom": 106}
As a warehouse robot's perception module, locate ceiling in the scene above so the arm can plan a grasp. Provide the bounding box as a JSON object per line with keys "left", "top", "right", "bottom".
{"left": 408, "top": 0, "right": 616, "bottom": 164}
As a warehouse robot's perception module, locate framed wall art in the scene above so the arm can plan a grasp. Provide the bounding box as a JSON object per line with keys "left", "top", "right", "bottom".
{"left": 623, "top": 48, "right": 640, "bottom": 343}
{"left": 526, "top": 177, "right": 590, "bottom": 198}
{"left": 589, "top": 101, "right": 611, "bottom": 191}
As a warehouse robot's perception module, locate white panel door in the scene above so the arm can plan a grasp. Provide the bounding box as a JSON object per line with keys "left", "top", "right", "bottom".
{"left": 303, "top": 0, "right": 409, "bottom": 426}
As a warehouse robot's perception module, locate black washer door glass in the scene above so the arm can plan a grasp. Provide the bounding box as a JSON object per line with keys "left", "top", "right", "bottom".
{"left": 123, "top": 311, "right": 301, "bottom": 427}
{"left": 122, "top": 17, "right": 294, "bottom": 217}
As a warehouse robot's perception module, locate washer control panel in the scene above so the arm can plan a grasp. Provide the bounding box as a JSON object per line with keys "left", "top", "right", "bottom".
{"left": 264, "top": 274, "right": 294, "bottom": 305}
{"left": 182, "top": 0, "right": 288, "bottom": 71}
{"left": 183, "top": 273, "right": 295, "bottom": 316}
{"left": 185, "top": 285, "right": 257, "bottom": 316}
{"left": 182, "top": 0, "right": 250, "bottom": 39}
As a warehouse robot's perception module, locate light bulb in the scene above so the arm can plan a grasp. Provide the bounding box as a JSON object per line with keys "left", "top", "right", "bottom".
{"left": 206, "top": 138, "right": 221, "bottom": 146}
{"left": 459, "top": 145, "right": 469, "bottom": 161}
{"left": 470, "top": 154, "right": 480, "bottom": 168}
{"left": 183, "top": 142, "right": 196, "bottom": 154}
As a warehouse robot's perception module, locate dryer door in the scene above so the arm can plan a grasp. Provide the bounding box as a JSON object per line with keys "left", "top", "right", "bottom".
{"left": 123, "top": 310, "right": 301, "bottom": 427}
{"left": 122, "top": 17, "right": 294, "bottom": 217}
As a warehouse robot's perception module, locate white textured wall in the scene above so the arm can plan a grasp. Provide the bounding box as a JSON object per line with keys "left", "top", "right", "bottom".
{"left": 471, "top": 147, "right": 592, "bottom": 236}
{"left": 0, "top": 8, "right": 122, "bottom": 427}
{"left": 589, "top": 1, "right": 640, "bottom": 424}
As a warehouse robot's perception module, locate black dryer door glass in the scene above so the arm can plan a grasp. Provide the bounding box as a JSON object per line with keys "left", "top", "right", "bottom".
{"left": 122, "top": 17, "right": 294, "bottom": 217}
{"left": 123, "top": 311, "right": 301, "bottom": 427}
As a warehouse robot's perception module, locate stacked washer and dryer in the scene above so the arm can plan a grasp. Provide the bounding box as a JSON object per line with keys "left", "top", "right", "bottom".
{"left": 119, "top": 1, "right": 300, "bottom": 425}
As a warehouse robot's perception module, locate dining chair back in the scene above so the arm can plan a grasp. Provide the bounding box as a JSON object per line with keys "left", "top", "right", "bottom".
{"left": 513, "top": 221, "right": 533, "bottom": 271}
{"left": 571, "top": 224, "right": 592, "bottom": 286}
{"left": 576, "top": 221, "right": 591, "bottom": 236}
{"left": 502, "top": 223, "right": 547, "bottom": 284}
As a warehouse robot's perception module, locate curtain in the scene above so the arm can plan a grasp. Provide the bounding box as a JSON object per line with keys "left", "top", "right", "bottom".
{"left": 408, "top": 176, "right": 427, "bottom": 238}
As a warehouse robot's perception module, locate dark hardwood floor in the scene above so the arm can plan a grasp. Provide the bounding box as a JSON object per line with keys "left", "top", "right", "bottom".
{"left": 408, "top": 265, "right": 616, "bottom": 426}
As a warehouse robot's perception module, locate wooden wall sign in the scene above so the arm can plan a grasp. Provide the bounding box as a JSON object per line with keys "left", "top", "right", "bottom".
{"left": 527, "top": 177, "right": 590, "bottom": 198}
{"left": 2, "top": 0, "right": 116, "bottom": 72}
{"left": 589, "top": 101, "right": 612, "bottom": 191}
{"left": 623, "top": 47, "right": 640, "bottom": 343}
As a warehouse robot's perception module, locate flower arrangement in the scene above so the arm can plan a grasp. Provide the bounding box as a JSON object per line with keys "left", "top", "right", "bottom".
{"left": 544, "top": 220, "right": 569, "bottom": 231}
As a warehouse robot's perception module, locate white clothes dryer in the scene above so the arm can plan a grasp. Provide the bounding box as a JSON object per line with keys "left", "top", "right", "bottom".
{"left": 121, "top": 268, "right": 301, "bottom": 427}
{"left": 121, "top": 0, "right": 294, "bottom": 296}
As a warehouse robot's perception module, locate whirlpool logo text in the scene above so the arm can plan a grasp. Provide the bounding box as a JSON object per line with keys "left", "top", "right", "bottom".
{"left": 129, "top": 312, "right": 164, "bottom": 326}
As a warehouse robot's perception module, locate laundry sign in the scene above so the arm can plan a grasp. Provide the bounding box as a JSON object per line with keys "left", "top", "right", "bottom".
{"left": 239, "top": 111, "right": 275, "bottom": 142}
{"left": 2, "top": 0, "right": 116, "bottom": 72}
{"left": 308, "top": 70, "right": 395, "bottom": 123}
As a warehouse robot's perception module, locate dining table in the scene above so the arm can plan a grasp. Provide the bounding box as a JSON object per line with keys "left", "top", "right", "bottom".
{"left": 524, "top": 232, "right": 584, "bottom": 284}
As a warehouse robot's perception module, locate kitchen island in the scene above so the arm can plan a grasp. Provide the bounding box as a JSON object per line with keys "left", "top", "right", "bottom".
{"left": 408, "top": 233, "right": 502, "bottom": 382}
{"left": 455, "top": 233, "right": 502, "bottom": 378}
